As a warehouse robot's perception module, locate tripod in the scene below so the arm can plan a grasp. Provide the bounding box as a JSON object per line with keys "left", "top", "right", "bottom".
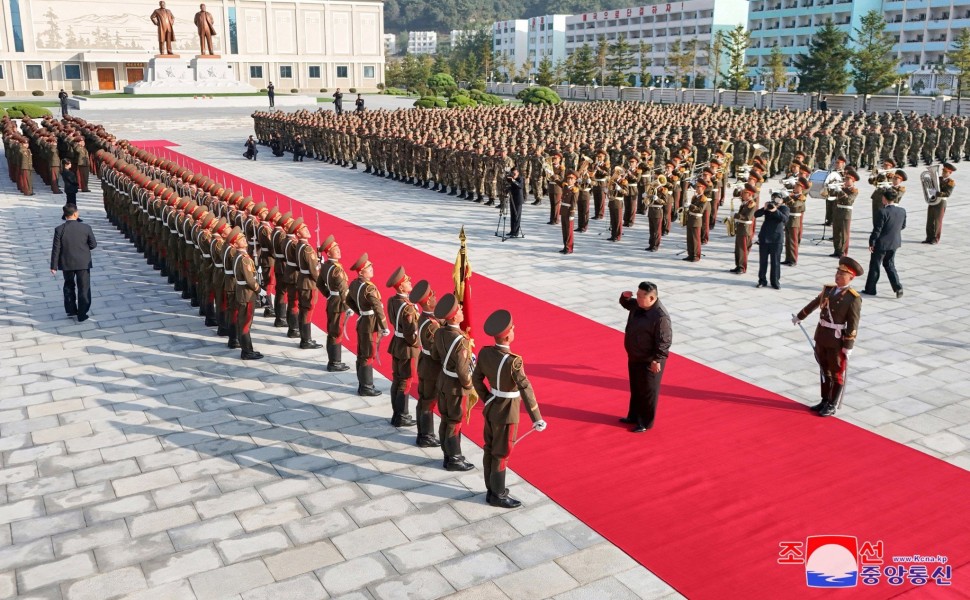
{"left": 494, "top": 196, "right": 524, "bottom": 241}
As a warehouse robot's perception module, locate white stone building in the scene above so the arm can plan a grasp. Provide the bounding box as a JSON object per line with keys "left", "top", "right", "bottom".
{"left": 492, "top": 19, "right": 529, "bottom": 79}
{"left": 383, "top": 33, "right": 397, "bottom": 56}
{"left": 884, "top": 0, "right": 970, "bottom": 95}
{"left": 407, "top": 31, "right": 437, "bottom": 55}
{"left": 0, "top": 0, "right": 386, "bottom": 93}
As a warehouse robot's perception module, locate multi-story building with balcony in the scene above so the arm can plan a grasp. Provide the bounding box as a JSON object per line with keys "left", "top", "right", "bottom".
{"left": 565, "top": 0, "right": 749, "bottom": 87}
{"left": 884, "top": 0, "right": 970, "bottom": 94}
{"left": 407, "top": 31, "right": 438, "bottom": 55}
{"left": 492, "top": 19, "right": 530, "bottom": 79}
{"left": 526, "top": 15, "right": 570, "bottom": 76}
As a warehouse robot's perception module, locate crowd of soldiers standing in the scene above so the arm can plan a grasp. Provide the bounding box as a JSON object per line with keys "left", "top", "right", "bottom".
{"left": 2, "top": 115, "right": 92, "bottom": 197}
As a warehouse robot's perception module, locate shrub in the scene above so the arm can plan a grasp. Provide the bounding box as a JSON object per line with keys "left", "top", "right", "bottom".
{"left": 290, "top": 88, "right": 299, "bottom": 93}
{"left": 0, "top": 91, "right": 6, "bottom": 97}
{"left": 516, "top": 86, "right": 562, "bottom": 106}
{"left": 259, "top": 88, "right": 268, "bottom": 92}
{"left": 447, "top": 92, "right": 477, "bottom": 108}
{"left": 11, "top": 104, "right": 53, "bottom": 118}
{"left": 468, "top": 89, "right": 503, "bottom": 106}
{"left": 349, "top": 88, "right": 357, "bottom": 93}
{"left": 321, "top": 88, "right": 328, "bottom": 92}
{"left": 31, "top": 90, "right": 44, "bottom": 96}
{"left": 427, "top": 73, "right": 457, "bottom": 96}
{"left": 7, "top": 108, "right": 24, "bottom": 118}
{"left": 413, "top": 96, "right": 446, "bottom": 109}
{"left": 382, "top": 87, "right": 408, "bottom": 96}
{"left": 0, "top": 108, "right": 7, "bottom": 118}
{"left": 377, "top": 83, "right": 385, "bottom": 90}
{"left": 81, "top": 89, "right": 91, "bottom": 95}
{"left": 470, "top": 78, "right": 486, "bottom": 91}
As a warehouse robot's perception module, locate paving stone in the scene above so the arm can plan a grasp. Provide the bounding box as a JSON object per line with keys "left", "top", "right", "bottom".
{"left": 128, "top": 505, "right": 199, "bottom": 538}
{"left": 382, "top": 534, "right": 461, "bottom": 573}
{"left": 345, "top": 494, "right": 419, "bottom": 527}
{"left": 0, "top": 498, "right": 45, "bottom": 525}
{"left": 6, "top": 442, "right": 67, "bottom": 465}
{"left": 257, "top": 476, "right": 325, "bottom": 503}
{"left": 369, "top": 568, "right": 455, "bottom": 600}
{"left": 393, "top": 504, "right": 467, "bottom": 541}
{"left": 94, "top": 533, "right": 174, "bottom": 572}
{"left": 52, "top": 519, "right": 130, "bottom": 558}
{"left": 331, "top": 521, "right": 409, "bottom": 560}
{"left": 555, "top": 542, "right": 639, "bottom": 584}
{"left": 283, "top": 509, "right": 359, "bottom": 545}
{"left": 152, "top": 477, "right": 222, "bottom": 509}
{"left": 444, "top": 516, "right": 522, "bottom": 554}
{"left": 493, "top": 562, "right": 578, "bottom": 599}
{"left": 0, "top": 572, "right": 15, "bottom": 600}
{"left": 497, "top": 529, "right": 578, "bottom": 570}
{"left": 17, "top": 553, "right": 97, "bottom": 593}
{"left": 0, "top": 463, "right": 38, "bottom": 485}
{"left": 299, "top": 483, "right": 369, "bottom": 515}
{"left": 552, "top": 521, "right": 606, "bottom": 550}
{"left": 189, "top": 558, "right": 275, "bottom": 600}
{"left": 32, "top": 423, "right": 94, "bottom": 446}
{"left": 83, "top": 493, "right": 154, "bottom": 524}
{"left": 100, "top": 438, "right": 164, "bottom": 463}
{"left": 74, "top": 460, "right": 141, "bottom": 487}
{"left": 175, "top": 457, "right": 241, "bottom": 481}
{"left": 614, "top": 566, "right": 679, "bottom": 599}
{"left": 10, "top": 473, "right": 78, "bottom": 502}
{"left": 12, "top": 511, "right": 86, "bottom": 544}
{"left": 437, "top": 549, "right": 519, "bottom": 591}
{"left": 216, "top": 528, "right": 291, "bottom": 564}
{"left": 316, "top": 554, "right": 397, "bottom": 596}
{"left": 263, "top": 540, "right": 344, "bottom": 581}
{"left": 168, "top": 515, "right": 245, "bottom": 551}
{"left": 27, "top": 399, "right": 86, "bottom": 419}
{"left": 0, "top": 538, "right": 56, "bottom": 571}
{"left": 196, "top": 487, "right": 265, "bottom": 519}
{"left": 111, "top": 467, "right": 180, "bottom": 497}
{"left": 553, "top": 576, "right": 642, "bottom": 600}
{"left": 236, "top": 498, "right": 308, "bottom": 533}
{"left": 45, "top": 482, "right": 116, "bottom": 514}
{"left": 502, "top": 502, "right": 574, "bottom": 536}
{"left": 213, "top": 467, "right": 280, "bottom": 493}
{"left": 62, "top": 567, "right": 147, "bottom": 600}
{"left": 241, "top": 573, "right": 328, "bottom": 600}
{"left": 143, "top": 545, "right": 223, "bottom": 587}
{"left": 444, "top": 583, "right": 510, "bottom": 600}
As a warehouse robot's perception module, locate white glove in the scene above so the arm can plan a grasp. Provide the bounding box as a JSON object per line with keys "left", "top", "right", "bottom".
{"left": 381, "top": 328, "right": 391, "bottom": 337}
{"left": 791, "top": 315, "right": 801, "bottom": 326}
{"left": 258, "top": 289, "right": 267, "bottom": 298}
{"left": 534, "top": 419, "right": 547, "bottom": 432}
{"left": 842, "top": 348, "right": 852, "bottom": 357}
{"left": 345, "top": 308, "right": 354, "bottom": 318}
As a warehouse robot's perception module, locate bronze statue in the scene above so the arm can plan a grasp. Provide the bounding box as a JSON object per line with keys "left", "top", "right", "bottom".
{"left": 151, "top": 1, "right": 176, "bottom": 56}
{"left": 194, "top": 4, "right": 217, "bottom": 56}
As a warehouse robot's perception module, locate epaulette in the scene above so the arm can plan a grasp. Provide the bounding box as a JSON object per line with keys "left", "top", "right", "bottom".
{"left": 847, "top": 288, "right": 860, "bottom": 298}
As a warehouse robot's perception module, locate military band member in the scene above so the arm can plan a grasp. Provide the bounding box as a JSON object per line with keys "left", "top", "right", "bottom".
{"left": 546, "top": 153, "right": 565, "bottom": 225}
{"left": 221, "top": 224, "right": 240, "bottom": 349}
{"left": 231, "top": 226, "right": 265, "bottom": 360}
{"left": 869, "top": 158, "right": 896, "bottom": 223}
{"left": 472, "top": 309, "right": 546, "bottom": 509}
{"left": 607, "top": 166, "right": 626, "bottom": 242}
{"left": 825, "top": 156, "right": 847, "bottom": 226}
{"left": 645, "top": 175, "right": 668, "bottom": 252}
{"left": 431, "top": 293, "right": 475, "bottom": 472}
{"left": 295, "top": 221, "right": 323, "bottom": 350}
{"left": 889, "top": 169, "right": 907, "bottom": 205}
{"left": 347, "top": 253, "right": 389, "bottom": 397}
{"left": 684, "top": 180, "right": 707, "bottom": 262}
{"left": 623, "top": 156, "right": 642, "bottom": 228}
{"left": 410, "top": 280, "right": 441, "bottom": 447}
{"left": 831, "top": 169, "right": 859, "bottom": 258}
{"left": 591, "top": 150, "right": 611, "bottom": 219}
{"left": 386, "top": 266, "right": 418, "bottom": 428}
{"left": 782, "top": 177, "right": 809, "bottom": 267}
{"left": 316, "top": 235, "right": 350, "bottom": 371}
{"left": 729, "top": 184, "right": 758, "bottom": 273}
{"left": 924, "top": 162, "right": 956, "bottom": 244}
{"left": 576, "top": 168, "right": 592, "bottom": 233}
{"left": 559, "top": 173, "right": 578, "bottom": 254}
{"left": 793, "top": 257, "right": 864, "bottom": 417}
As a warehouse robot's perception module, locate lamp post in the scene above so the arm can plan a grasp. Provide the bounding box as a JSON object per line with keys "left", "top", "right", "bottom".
{"left": 895, "top": 78, "right": 908, "bottom": 110}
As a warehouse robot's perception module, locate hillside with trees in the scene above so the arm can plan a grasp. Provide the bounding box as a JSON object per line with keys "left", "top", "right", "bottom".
{"left": 383, "top": 0, "right": 615, "bottom": 33}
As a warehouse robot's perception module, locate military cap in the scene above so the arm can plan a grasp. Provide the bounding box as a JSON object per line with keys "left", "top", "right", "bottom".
{"left": 277, "top": 211, "right": 294, "bottom": 229}
{"left": 287, "top": 217, "right": 305, "bottom": 235}
{"left": 836, "top": 156, "right": 847, "bottom": 163}
{"left": 703, "top": 167, "right": 715, "bottom": 176}
{"left": 266, "top": 207, "right": 281, "bottom": 223}
{"left": 200, "top": 214, "right": 215, "bottom": 229}
{"left": 794, "top": 151, "right": 806, "bottom": 158}
{"left": 893, "top": 169, "right": 907, "bottom": 181}
{"left": 252, "top": 202, "right": 268, "bottom": 215}
{"left": 433, "top": 293, "right": 460, "bottom": 320}
{"left": 743, "top": 183, "right": 758, "bottom": 195}
{"left": 176, "top": 197, "right": 191, "bottom": 210}
{"left": 318, "top": 234, "right": 336, "bottom": 253}
{"left": 408, "top": 280, "right": 432, "bottom": 304}
{"left": 943, "top": 162, "right": 956, "bottom": 172}
{"left": 628, "top": 156, "right": 639, "bottom": 162}
{"left": 214, "top": 217, "right": 231, "bottom": 236}
{"left": 350, "top": 253, "right": 372, "bottom": 272}
{"left": 595, "top": 149, "right": 607, "bottom": 156}
{"left": 191, "top": 205, "right": 207, "bottom": 219}
{"left": 483, "top": 309, "right": 513, "bottom": 338}
{"left": 882, "top": 157, "right": 896, "bottom": 167}
{"left": 796, "top": 176, "right": 810, "bottom": 189}
{"left": 838, "top": 256, "right": 864, "bottom": 277}
{"left": 226, "top": 226, "right": 244, "bottom": 245}
{"left": 844, "top": 169, "right": 860, "bottom": 181}
{"left": 386, "top": 266, "right": 408, "bottom": 288}
{"left": 709, "top": 157, "right": 722, "bottom": 165}
{"left": 228, "top": 191, "right": 244, "bottom": 205}
{"left": 694, "top": 180, "right": 708, "bottom": 190}
{"left": 565, "top": 171, "right": 577, "bottom": 180}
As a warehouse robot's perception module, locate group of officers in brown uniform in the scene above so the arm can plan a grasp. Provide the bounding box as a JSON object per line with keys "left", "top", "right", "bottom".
{"left": 3, "top": 115, "right": 92, "bottom": 197}
{"left": 86, "top": 127, "right": 546, "bottom": 509}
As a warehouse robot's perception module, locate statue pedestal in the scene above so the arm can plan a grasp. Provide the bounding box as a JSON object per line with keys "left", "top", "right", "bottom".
{"left": 125, "top": 56, "right": 255, "bottom": 95}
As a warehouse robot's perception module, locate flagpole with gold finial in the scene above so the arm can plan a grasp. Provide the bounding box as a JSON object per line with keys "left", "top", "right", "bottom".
{"left": 453, "top": 227, "right": 478, "bottom": 423}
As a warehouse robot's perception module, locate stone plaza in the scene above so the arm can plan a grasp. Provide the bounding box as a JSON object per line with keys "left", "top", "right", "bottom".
{"left": 2, "top": 98, "right": 969, "bottom": 599}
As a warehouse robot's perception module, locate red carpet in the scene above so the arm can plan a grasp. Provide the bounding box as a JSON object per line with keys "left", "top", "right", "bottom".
{"left": 133, "top": 141, "right": 970, "bottom": 598}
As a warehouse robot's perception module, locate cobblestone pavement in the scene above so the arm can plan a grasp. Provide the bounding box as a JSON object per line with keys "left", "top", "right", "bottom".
{"left": 0, "top": 121, "right": 680, "bottom": 597}
{"left": 2, "top": 104, "right": 969, "bottom": 598}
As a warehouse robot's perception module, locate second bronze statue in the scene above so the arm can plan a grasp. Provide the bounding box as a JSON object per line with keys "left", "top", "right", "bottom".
{"left": 194, "top": 4, "right": 218, "bottom": 57}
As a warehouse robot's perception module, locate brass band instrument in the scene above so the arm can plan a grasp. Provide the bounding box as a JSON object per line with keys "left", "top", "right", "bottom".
{"left": 577, "top": 155, "right": 593, "bottom": 178}
{"left": 922, "top": 164, "right": 942, "bottom": 205}
{"left": 724, "top": 195, "right": 736, "bottom": 237}
{"left": 543, "top": 157, "right": 555, "bottom": 177}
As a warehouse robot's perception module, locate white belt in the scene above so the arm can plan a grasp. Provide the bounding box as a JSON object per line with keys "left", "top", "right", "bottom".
{"left": 595, "top": 178, "right": 607, "bottom": 182}
{"left": 329, "top": 291, "right": 340, "bottom": 297}
{"left": 650, "top": 205, "right": 664, "bottom": 209}
{"left": 299, "top": 269, "right": 310, "bottom": 275}
{"left": 837, "top": 205, "right": 853, "bottom": 209}
{"left": 790, "top": 213, "right": 803, "bottom": 219}
{"left": 149, "top": 216, "right": 156, "bottom": 221}
{"left": 224, "top": 268, "right": 234, "bottom": 275}
{"left": 441, "top": 335, "right": 464, "bottom": 378}
{"left": 213, "top": 262, "right": 224, "bottom": 268}
{"left": 489, "top": 389, "right": 519, "bottom": 400}
{"left": 421, "top": 349, "right": 431, "bottom": 356}
{"left": 689, "top": 213, "right": 703, "bottom": 219}
{"left": 235, "top": 279, "right": 247, "bottom": 285}
{"left": 201, "top": 253, "right": 211, "bottom": 258}
{"left": 359, "top": 310, "right": 374, "bottom": 316}
{"left": 826, "top": 197, "right": 836, "bottom": 201}
{"left": 285, "top": 261, "right": 297, "bottom": 267}
{"left": 187, "top": 240, "right": 195, "bottom": 247}
{"left": 734, "top": 219, "right": 752, "bottom": 224}
{"left": 819, "top": 319, "right": 846, "bottom": 339}
{"left": 394, "top": 332, "right": 404, "bottom": 338}
{"left": 274, "top": 253, "right": 284, "bottom": 259}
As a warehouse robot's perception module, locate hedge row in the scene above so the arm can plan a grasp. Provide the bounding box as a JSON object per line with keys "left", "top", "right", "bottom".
{"left": 5, "top": 104, "right": 54, "bottom": 119}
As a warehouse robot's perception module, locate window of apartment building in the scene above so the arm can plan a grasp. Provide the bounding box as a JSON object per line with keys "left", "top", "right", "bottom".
{"left": 64, "top": 64, "right": 81, "bottom": 80}
{"left": 0, "top": 65, "right": 5, "bottom": 79}
{"left": 309, "top": 65, "right": 321, "bottom": 78}
{"left": 250, "top": 65, "right": 263, "bottom": 78}
{"left": 363, "top": 66, "right": 375, "bottom": 78}
{"left": 336, "top": 65, "right": 348, "bottom": 78}
{"left": 25, "top": 64, "right": 44, "bottom": 80}
{"left": 279, "top": 65, "right": 292, "bottom": 78}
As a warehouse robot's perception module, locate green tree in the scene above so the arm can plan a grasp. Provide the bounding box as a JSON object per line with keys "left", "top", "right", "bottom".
{"left": 427, "top": 72, "right": 457, "bottom": 95}
{"left": 850, "top": 10, "right": 899, "bottom": 111}
{"left": 567, "top": 43, "right": 597, "bottom": 85}
{"left": 637, "top": 41, "right": 652, "bottom": 86}
{"left": 516, "top": 86, "right": 562, "bottom": 105}
{"left": 494, "top": 53, "right": 514, "bottom": 82}
{"left": 721, "top": 24, "right": 752, "bottom": 102}
{"left": 402, "top": 54, "right": 434, "bottom": 93}
{"left": 667, "top": 39, "right": 697, "bottom": 88}
{"left": 606, "top": 35, "right": 635, "bottom": 87}
{"left": 946, "top": 26, "right": 970, "bottom": 109}
{"left": 707, "top": 30, "right": 725, "bottom": 103}
{"left": 795, "top": 20, "right": 852, "bottom": 98}
{"left": 760, "top": 45, "right": 788, "bottom": 108}
{"left": 384, "top": 58, "right": 406, "bottom": 89}
{"left": 553, "top": 57, "right": 567, "bottom": 85}
{"left": 595, "top": 36, "right": 609, "bottom": 85}
{"left": 536, "top": 56, "right": 555, "bottom": 87}
{"left": 448, "top": 29, "right": 493, "bottom": 84}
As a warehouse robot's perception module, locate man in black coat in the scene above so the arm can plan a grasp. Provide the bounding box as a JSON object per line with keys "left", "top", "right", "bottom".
{"left": 619, "top": 282, "right": 673, "bottom": 432}
{"left": 267, "top": 82, "right": 275, "bottom": 108}
{"left": 507, "top": 167, "right": 525, "bottom": 238}
{"left": 333, "top": 88, "right": 343, "bottom": 115}
{"left": 864, "top": 189, "right": 906, "bottom": 298}
{"left": 62, "top": 158, "right": 79, "bottom": 206}
{"left": 58, "top": 89, "right": 70, "bottom": 117}
{"left": 755, "top": 194, "right": 791, "bottom": 289}
{"left": 51, "top": 205, "right": 97, "bottom": 321}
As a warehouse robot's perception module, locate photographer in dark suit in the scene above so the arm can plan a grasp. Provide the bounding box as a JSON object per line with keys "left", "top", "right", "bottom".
{"left": 244, "top": 135, "right": 258, "bottom": 161}
{"left": 51, "top": 205, "right": 97, "bottom": 321}
{"left": 864, "top": 189, "right": 906, "bottom": 298}
{"left": 754, "top": 193, "right": 791, "bottom": 290}
{"left": 62, "top": 158, "right": 79, "bottom": 206}
{"left": 507, "top": 167, "right": 525, "bottom": 238}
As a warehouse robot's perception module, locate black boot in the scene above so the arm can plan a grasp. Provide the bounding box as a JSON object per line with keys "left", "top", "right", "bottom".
{"left": 299, "top": 323, "right": 323, "bottom": 349}
{"left": 326, "top": 343, "right": 350, "bottom": 371}
{"left": 273, "top": 297, "right": 286, "bottom": 327}
{"left": 227, "top": 324, "right": 240, "bottom": 350}
{"left": 416, "top": 411, "right": 440, "bottom": 447}
{"left": 263, "top": 303, "right": 275, "bottom": 318}
{"left": 204, "top": 304, "right": 218, "bottom": 327}
{"left": 357, "top": 365, "right": 382, "bottom": 397}
{"left": 443, "top": 437, "right": 474, "bottom": 471}
{"left": 487, "top": 471, "right": 521, "bottom": 508}
{"left": 240, "top": 333, "right": 263, "bottom": 360}
{"left": 286, "top": 313, "right": 300, "bottom": 339}
{"left": 810, "top": 399, "right": 826, "bottom": 412}
{"left": 391, "top": 390, "right": 416, "bottom": 427}
{"left": 217, "top": 311, "right": 229, "bottom": 337}
{"left": 818, "top": 399, "right": 837, "bottom": 417}
{"left": 190, "top": 286, "right": 200, "bottom": 307}
{"left": 181, "top": 281, "right": 191, "bottom": 299}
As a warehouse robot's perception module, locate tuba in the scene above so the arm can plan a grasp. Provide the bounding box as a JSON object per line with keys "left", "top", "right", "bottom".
{"left": 922, "top": 165, "right": 942, "bottom": 205}
{"left": 577, "top": 155, "right": 593, "bottom": 178}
